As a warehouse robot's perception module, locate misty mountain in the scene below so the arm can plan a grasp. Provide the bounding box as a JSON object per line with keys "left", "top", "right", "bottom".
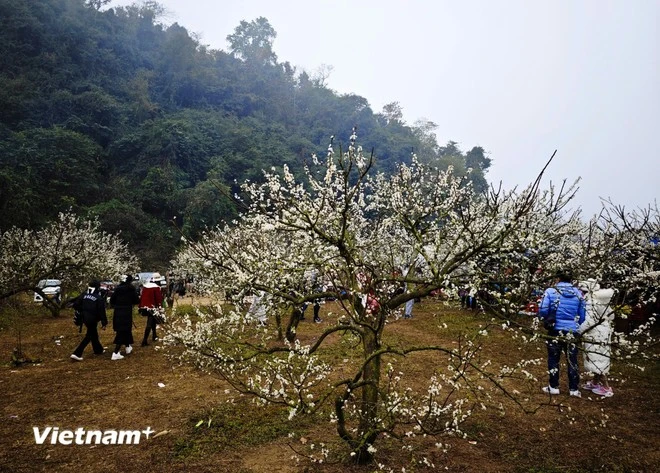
{"left": 0, "top": 0, "right": 490, "bottom": 267}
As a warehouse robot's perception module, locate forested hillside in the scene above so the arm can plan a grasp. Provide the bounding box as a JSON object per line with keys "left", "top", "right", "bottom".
{"left": 0, "top": 0, "right": 491, "bottom": 267}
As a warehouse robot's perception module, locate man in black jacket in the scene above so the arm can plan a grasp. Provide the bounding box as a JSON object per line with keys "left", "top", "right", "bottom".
{"left": 70, "top": 280, "right": 107, "bottom": 361}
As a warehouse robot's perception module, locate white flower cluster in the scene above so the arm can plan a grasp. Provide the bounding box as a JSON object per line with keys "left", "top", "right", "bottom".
{"left": 0, "top": 211, "right": 136, "bottom": 299}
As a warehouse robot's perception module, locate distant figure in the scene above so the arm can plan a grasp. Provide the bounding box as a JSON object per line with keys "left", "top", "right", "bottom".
{"left": 402, "top": 265, "right": 414, "bottom": 319}
{"left": 579, "top": 279, "right": 615, "bottom": 397}
{"left": 301, "top": 268, "right": 322, "bottom": 323}
{"left": 70, "top": 281, "right": 107, "bottom": 361}
{"left": 109, "top": 274, "right": 140, "bottom": 360}
{"left": 538, "top": 270, "right": 586, "bottom": 397}
{"left": 247, "top": 291, "right": 268, "bottom": 326}
{"left": 173, "top": 278, "right": 187, "bottom": 304}
{"left": 140, "top": 277, "right": 163, "bottom": 346}
{"left": 459, "top": 287, "right": 469, "bottom": 309}
{"left": 467, "top": 287, "right": 478, "bottom": 310}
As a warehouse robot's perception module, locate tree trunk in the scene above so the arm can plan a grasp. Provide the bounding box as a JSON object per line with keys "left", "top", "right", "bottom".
{"left": 353, "top": 327, "right": 381, "bottom": 464}
{"left": 285, "top": 305, "right": 302, "bottom": 342}
{"left": 42, "top": 298, "right": 62, "bottom": 317}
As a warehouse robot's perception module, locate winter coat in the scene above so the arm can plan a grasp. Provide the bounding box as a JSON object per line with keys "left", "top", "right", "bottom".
{"left": 247, "top": 291, "right": 268, "bottom": 323}
{"left": 110, "top": 282, "right": 139, "bottom": 332}
{"left": 579, "top": 279, "right": 615, "bottom": 375}
{"left": 539, "top": 282, "right": 586, "bottom": 333}
{"left": 139, "top": 282, "right": 163, "bottom": 309}
{"left": 74, "top": 289, "right": 107, "bottom": 327}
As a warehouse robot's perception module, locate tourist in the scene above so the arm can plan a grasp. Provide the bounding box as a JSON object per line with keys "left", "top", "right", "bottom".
{"left": 538, "top": 270, "right": 586, "bottom": 397}
{"left": 579, "top": 279, "right": 615, "bottom": 397}
{"left": 70, "top": 281, "right": 107, "bottom": 361}
{"left": 109, "top": 274, "right": 140, "bottom": 360}
{"left": 139, "top": 276, "right": 163, "bottom": 346}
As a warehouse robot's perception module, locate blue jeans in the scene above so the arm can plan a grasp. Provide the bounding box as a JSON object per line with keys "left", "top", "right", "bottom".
{"left": 404, "top": 299, "right": 414, "bottom": 318}
{"left": 546, "top": 330, "right": 580, "bottom": 391}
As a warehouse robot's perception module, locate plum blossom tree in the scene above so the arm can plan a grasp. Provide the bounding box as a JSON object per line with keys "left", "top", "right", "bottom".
{"left": 169, "top": 131, "right": 658, "bottom": 465}
{"left": 0, "top": 211, "right": 137, "bottom": 316}
{"left": 577, "top": 202, "right": 659, "bottom": 293}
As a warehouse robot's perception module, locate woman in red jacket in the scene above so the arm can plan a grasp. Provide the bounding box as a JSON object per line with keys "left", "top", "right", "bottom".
{"left": 139, "top": 277, "right": 163, "bottom": 346}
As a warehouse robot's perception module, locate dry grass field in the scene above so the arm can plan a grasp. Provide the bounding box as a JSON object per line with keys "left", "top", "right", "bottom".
{"left": 0, "top": 297, "right": 658, "bottom": 473}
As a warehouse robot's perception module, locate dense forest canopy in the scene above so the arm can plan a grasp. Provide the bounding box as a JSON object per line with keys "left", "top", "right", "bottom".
{"left": 0, "top": 0, "right": 491, "bottom": 267}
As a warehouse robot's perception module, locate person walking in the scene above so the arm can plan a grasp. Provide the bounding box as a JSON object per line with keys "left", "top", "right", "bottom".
{"left": 140, "top": 276, "right": 163, "bottom": 346}
{"left": 302, "top": 268, "right": 323, "bottom": 323}
{"left": 109, "top": 274, "right": 140, "bottom": 360}
{"left": 70, "top": 281, "right": 107, "bottom": 361}
{"left": 579, "top": 279, "right": 615, "bottom": 397}
{"left": 538, "top": 270, "right": 586, "bottom": 397}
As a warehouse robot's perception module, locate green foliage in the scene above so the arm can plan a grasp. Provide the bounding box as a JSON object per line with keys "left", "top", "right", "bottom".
{"left": 0, "top": 0, "right": 492, "bottom": 266}
{"left": 227, "top": 17, "right": 277, "bottom": 64}
{"left": 180, "top": 180, "right": 237, "bottom": 239}
{"left": 0, "top": 127, "right": 102, "bottom": 229}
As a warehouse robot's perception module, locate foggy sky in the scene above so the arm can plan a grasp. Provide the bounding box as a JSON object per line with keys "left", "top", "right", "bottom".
{"left": 111, "top": 0, "right": 659, "bottom": 217}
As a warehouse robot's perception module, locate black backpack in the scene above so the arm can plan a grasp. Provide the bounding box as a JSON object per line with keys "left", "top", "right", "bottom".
{"left": 541, "top": 287, "right": 561, "bottom": 330}
{"left": 73, "top": 309, "right": 83, "bottom": 332}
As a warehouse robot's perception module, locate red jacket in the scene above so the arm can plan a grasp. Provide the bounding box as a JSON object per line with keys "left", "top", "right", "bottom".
{"left": 140, "top": 283, "right": 162, "bottom": 309}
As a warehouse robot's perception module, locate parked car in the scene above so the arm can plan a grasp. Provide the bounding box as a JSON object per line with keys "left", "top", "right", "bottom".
{"left": 152, "top": 272, "right": 167, "bottom": 290}
{"left": 34, "top": 279, "right": 62, "bottom": 303}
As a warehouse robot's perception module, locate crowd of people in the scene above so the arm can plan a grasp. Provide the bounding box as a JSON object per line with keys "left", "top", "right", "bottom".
{"left": 70, "top": 273, "right": 167, "bottom": 362}
{"left": 68, "top": 267, "right": 634, "bottom": 400}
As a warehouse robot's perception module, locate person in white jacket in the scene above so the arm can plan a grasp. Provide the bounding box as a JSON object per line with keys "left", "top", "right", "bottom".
{"left": 579, "top": 279, "right": 615, "bottom": 397}
{"left": 247, "top": 291, "right": 268, "bottom": 326}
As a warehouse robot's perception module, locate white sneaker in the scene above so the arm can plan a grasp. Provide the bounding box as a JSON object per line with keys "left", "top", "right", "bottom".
{"left": 542, "top": 386, "right": 560, "bottom": 395}
{"left": 111, "top": 352, "right": 124, "bottom": 361}
{"left": 569, "top": 390, "right": 582, "bottom": 398}
{"left": 70, "top": 354, "right": 83, "bottom": 362}
{"left": 125, "top": 345, "right": 133, "bottom": 355}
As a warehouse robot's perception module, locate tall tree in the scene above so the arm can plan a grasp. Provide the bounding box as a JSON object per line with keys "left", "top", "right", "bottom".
{"left": 226, "top": 16, "right": 277, "bottom": 65}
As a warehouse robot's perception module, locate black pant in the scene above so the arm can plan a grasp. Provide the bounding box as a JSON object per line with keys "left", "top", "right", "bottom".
{"left": 302, "top": 301, "right": 321, "bottom": 321}
{"left": 546, "top": 330, "right": 580, "bottom": 391}
{"left": 142, "top": 315, "right": 157, "bottom": 343}
{"left": 73, "top": 322, "right": 104, "bottom": 356}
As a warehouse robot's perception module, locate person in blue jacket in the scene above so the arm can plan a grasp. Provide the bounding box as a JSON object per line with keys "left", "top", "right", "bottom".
{"left": 538, "top": 270, "right": 586, "bottom": 397}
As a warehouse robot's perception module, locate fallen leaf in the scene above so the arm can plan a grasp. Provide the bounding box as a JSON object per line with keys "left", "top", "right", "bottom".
{"left": 152, "top": 430, "right": 169, "bottom": 439}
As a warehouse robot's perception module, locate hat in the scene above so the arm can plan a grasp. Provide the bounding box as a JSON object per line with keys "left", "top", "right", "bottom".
{"left": 579, "top": 279, "right": 600, "bottom": 292}
{"left": 120, "top": 274, "right": 134, "bottom": 283}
